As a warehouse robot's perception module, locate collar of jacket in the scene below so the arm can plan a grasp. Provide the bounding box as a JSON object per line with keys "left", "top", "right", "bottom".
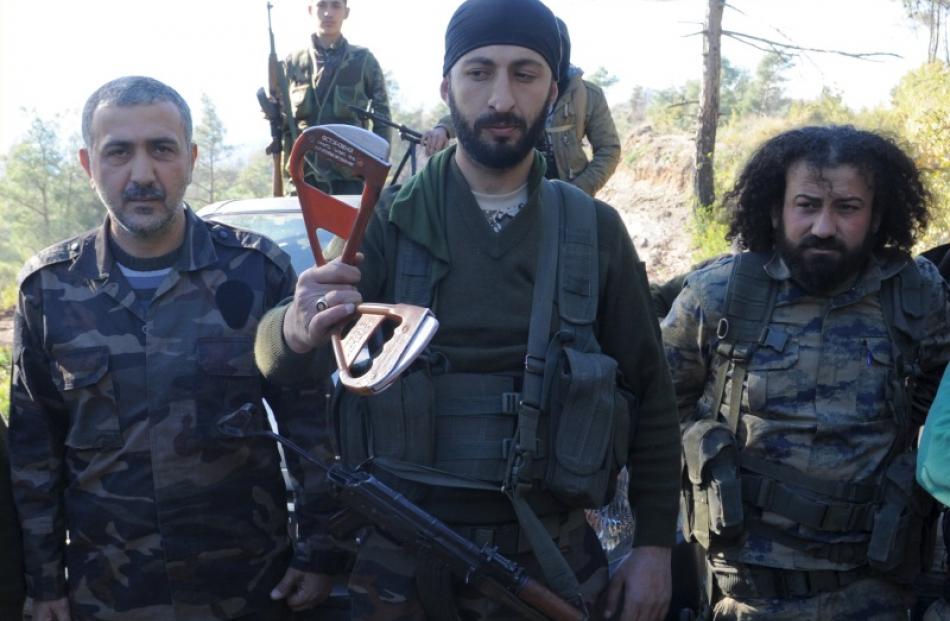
{"left": 388, "top": 145, "right": 547, "bottom": 264}
{"left": 311, "top": 33, "right": 348, "bottom": 54}
{"left": 91, "top": 206, "right": 216, "bottom": 279}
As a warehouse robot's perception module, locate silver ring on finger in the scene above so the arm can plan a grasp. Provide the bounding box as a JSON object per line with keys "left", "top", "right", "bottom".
{"left": 315, "top": 295, "right": 329, "bottom": 312}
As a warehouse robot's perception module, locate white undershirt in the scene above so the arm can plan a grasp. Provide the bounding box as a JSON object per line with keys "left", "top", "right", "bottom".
{"left": 471, "top": 183, "right": 529, "bottom": 232}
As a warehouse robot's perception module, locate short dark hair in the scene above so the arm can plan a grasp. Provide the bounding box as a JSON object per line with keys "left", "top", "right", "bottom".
{"left": 725, "top": 125, "right": 929, "bottom": 256}
{"left": 81, "top": 76, "right": 192, "bottom": 148}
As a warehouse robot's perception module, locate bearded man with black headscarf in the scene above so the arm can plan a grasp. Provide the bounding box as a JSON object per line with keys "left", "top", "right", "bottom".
{"left": 254, "top": 0, "right": 679, "bottom": 619}
{"left": 422, "top": 16, "right": 621, "bottom": 197}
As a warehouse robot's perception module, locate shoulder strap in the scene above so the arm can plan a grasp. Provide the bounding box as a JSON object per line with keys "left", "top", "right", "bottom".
{"left": 507, "top": 180, "right": 585, "bottom": 605}
{"left": 394, "top": 234, "right": 434, "bottom": 307}
{"left": 710, "top": 252, "right": 777, "bottom": 432}
{"left": 880, "top": 261, "right": 927, "bottom": 437}
{"left": 574, "top": 80, "right": 589, "bottom": 141}
{"left": 553, "top": 179, "right": 599, "bottom": 328}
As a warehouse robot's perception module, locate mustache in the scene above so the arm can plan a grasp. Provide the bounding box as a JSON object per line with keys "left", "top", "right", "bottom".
{"left": 473, "top": 112, "right": 527, "bottom": 132}
{"left": 798, "top": 235, "right": 846, "bottom": 252}
{"left": 122, "top": 183, "right": 165, "bottom": 202}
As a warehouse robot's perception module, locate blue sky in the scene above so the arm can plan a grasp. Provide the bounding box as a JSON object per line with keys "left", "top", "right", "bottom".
{"left": 0, "top": 0, "right": 930, "bottom": 158}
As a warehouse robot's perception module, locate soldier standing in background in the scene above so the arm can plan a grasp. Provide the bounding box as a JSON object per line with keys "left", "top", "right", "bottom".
{"left": 285, "top": 0, "right": 392, "bottom": 194}
{"left": 9, "top": 76, "right": 330, "bottom": 621}
{"left": 663, "top": 125, "right": 950, "bottom": 620}
{"left": 421, "top": 16, "right": 621, "bottom": 197}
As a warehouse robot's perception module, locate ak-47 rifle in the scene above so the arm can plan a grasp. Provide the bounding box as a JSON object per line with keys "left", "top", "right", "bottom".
{"left": 348, "top": 104, "right": 422, "bottom": 184}
{"left": 219, "top": 403, "right": 587, "bottom": 621}
{"left": 257, "top": 1, "right": 298, "bottom": 197}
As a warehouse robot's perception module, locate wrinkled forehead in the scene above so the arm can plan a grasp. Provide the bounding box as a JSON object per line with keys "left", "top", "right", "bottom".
{"left": 451, "top": 44, "right": 550, "bottom": 75}
{"left": 785, "top": 159, "right": 873, "bottom": 196}
{"left": 89, "top": 101, "right": 187, "bottom": 148}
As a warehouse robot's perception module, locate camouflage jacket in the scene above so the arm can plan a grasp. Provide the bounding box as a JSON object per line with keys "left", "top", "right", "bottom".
{"left": 662, "top": 252, "right": 950, "bottom": 571}
{"left": 9, "top": 208, "right": 333, "bottom": 620}
{"left": 546, "top": 69, "right": 621, "bottom": 196}
{"left": 284, "top": 35, "right": 392, "bottom": 182}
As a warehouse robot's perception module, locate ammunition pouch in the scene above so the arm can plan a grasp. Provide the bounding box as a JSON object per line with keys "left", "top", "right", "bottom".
{"left": 336, "top": 368, "right": 436, "bottom": 500}
{"left": 682, "top": 420, "right": 744, "bottom": 548}
{"left": 868, "top": 452, "right": 937, "bottom": 583}
{"left": 543, "top": 343, "right": 631, "bottom": 509}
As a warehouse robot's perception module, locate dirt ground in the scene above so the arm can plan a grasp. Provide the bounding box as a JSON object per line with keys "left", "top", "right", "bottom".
{"left": 598, "top": 127, "right": 696, "bottom": 284}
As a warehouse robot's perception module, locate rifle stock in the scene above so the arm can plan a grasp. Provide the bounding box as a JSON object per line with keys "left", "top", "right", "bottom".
{"left": 219, "top": 404, "right": 586, "bottom": 621}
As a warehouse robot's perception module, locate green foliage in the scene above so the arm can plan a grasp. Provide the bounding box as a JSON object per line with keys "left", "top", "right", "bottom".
{"left": 730, "top": 53, "right": 792, "bottom": 119}
{"left": 587, "top": 66, "right": 619, "bottom": 90}
{"left": 646, "top": 79, "right": 700, "bottom": 132}
{"left": 889, "top": 62, "right": 950, "bottom": 247}
{"left": 0, "top": 114, "right": 102, "bottom": 295}
{"left": 187, "top": 94, "right": 237, "bottom": 208}
{"left": 691, "top": 203, "right": 731, "bottom": 260}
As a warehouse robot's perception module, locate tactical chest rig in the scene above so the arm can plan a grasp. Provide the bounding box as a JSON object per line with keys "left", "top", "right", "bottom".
{"left": 334, "top": 180, "right": 632, "bottom": 605}
{"left": 682, "top": 252, "right": 938, "bottom": 599}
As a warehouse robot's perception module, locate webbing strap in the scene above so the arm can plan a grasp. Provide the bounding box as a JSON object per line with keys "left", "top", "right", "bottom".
{"left": 713, "top": 563, "right": 874, "bottom": 599}
{"left": 741, "top": 475, "right": 875, "bottom": 533}
{"left": 394, "top": 232, "right": 434, "bottom": 307}
{"left": 711, "top": 253, "right": 777, "bottom": 431}
{"left": 741, "top": 454, "right": 877, "bottom": 503}
{"left": 508, "top": 490, "right": 583, "bottom": 604}
{"left": 521, "top": 182, "right": 562, "bottom": 411}
{"left": 726, "top": 363, "right": 747, "bottom": 434}
{"left": 744, "top": 518, "right": 869, "bottom": 565}
{"left": 504, "top": 181, "right": 583, "bottom": 603}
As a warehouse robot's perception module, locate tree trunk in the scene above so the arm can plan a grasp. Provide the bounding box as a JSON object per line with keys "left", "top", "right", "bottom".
{"left": 694, "top": 0, "right": 725, "bottom": 211}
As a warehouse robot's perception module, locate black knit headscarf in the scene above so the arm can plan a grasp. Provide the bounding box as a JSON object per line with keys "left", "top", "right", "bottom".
{"left": 442, "top": 0, "right": 561, "bottom": 77}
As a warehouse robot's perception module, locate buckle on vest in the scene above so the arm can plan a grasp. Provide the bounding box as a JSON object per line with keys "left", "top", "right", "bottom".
{"left": 524, "top": 354, "right": 545, "bottom": 375}
{"left": 501, "top": 392, "right": 521, "bottom": 414}
{"left": 717, "top": 317, "right": 730, "bottom": 339}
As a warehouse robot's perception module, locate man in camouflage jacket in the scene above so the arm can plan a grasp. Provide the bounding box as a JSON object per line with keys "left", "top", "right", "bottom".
{"left": 284, "top": 0, "right": 392, "bottom": 194}
{"left": 662, "top": 126, "right": 950, "bottom": 620}
{"left": 9, "top": 76, "right": 331, "bottom": 621}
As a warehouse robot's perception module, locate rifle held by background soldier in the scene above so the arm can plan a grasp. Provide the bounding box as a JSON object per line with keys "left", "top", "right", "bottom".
{"left": 219, "top": 403, "right": 586, "bottom": 621}
{"left": 258, "top": 1, "right": 298, "bottom": 197}
{"left": 348, "top": 104, "right": 423, "bottom": 182}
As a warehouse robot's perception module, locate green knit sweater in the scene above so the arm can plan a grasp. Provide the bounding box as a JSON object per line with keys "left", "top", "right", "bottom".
{"left": 255, "top": 149, "right": 680, "bottom": 548}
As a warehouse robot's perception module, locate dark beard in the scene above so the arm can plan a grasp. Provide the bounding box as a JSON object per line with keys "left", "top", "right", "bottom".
{"left": 448, "top": 89, "right": 548, "bottom": 170}
{"left": 776, "top": 223, "right": 875, "bottom": 294}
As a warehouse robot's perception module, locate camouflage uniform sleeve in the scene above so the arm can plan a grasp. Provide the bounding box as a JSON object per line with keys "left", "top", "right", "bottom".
{"left": 570, "top": 82, "right": 620, "bottom": 197}
{"left": 660, "top": 266, "right": 723, "bottom": 425}
{"left": 364, "top": 51, "right": 393, "bottom": 147}
{"left": 8, "top": 274, "right": 69, "bottom": 600}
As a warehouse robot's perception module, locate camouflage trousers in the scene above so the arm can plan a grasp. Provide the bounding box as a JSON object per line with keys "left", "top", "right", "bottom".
{"left": 346, "top": 520, "right": 609, "bottom": 620}
{"left": 925, "top": 598, "right": 950, "bottom": 620}
{"left": 712, "top": 577, "right": 910, "bottom": 621}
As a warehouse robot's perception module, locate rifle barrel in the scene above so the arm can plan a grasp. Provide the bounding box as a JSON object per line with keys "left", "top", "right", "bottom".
{"left": 348, "top": 105, "right": 423, "bottom": 142}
